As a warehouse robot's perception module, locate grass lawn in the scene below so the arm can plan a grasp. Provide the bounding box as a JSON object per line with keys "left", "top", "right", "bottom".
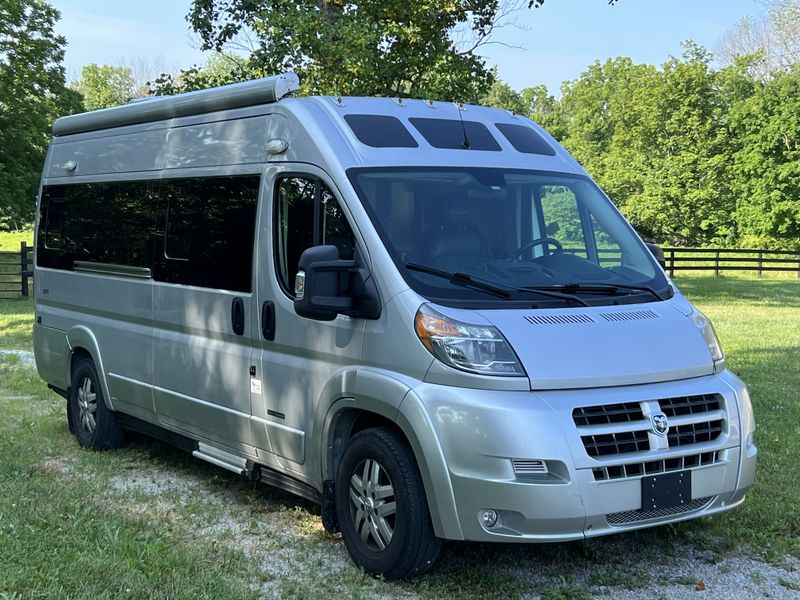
{"left": 0, "top": 229, "right": 33, "bottom": 252}
{"left": 0, "top": 274, "right": 798, "bottom": 598}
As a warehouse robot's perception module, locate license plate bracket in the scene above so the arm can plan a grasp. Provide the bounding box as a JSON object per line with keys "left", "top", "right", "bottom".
{"left": 641, "top": 470, "right": 692, "bottom": 511}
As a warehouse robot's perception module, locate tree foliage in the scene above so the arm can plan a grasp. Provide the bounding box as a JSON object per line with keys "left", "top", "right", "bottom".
{"left": 483, "top": 44, "right": 800, "bottom": 250}
{"left": 180, "top": 0, "right": 513, "bottom": 101}
{"left": 0, "top": 0, "right": 81, "bottom": 229}
{"left": 718, "top": 0, "right": 800, "bottom": 82}
{"left": 72, "top": 63, "right": 138, "bottom": 110}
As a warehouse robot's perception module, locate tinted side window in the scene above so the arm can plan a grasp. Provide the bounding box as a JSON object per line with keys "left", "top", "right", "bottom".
{"left": 344, "top": 114, "right": 418, "bottom": 148}
{"left": 275, "top": 177, "right": 356, "bottom": 295}
{"left": 495, "top": 123, "right": 556, "bottom": 156}
{"left": 154, "top": 176, "right": 259, "bottom": 293}
{"left": 408, "top": 118, "right": 501, "bottom": 151}
{"left": 37, "top": 182, "right": 154, "bottom": 271}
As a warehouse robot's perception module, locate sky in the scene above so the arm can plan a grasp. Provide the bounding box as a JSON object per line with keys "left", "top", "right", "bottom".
{"left": 51, "top": 0, "right": 767, "bottom": 93}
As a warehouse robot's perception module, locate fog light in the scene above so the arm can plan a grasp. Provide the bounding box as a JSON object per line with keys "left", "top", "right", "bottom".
{"left": 480, "top": 509, "right": 498, "bottom": 528}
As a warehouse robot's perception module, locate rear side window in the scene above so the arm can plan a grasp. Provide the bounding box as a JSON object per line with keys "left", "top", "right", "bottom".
{"left": 37, "top": 181, "right": 155, "bottom": 271}
{"left": 37, "top": 176, "right": 259, "bottom": 293}
{"left": 408, "top": 118, "right": 501, "bottom": 151}
{"left": 154, "top": 176, "right": 259, "bottom": 293}
{"left": 495, "top": 123, "right": 556, "bottom": 156}
{"left": 275, "top": 176, "right": 356, "bottom": 296}
{"left": 344, "top": 114, "right": 418, "bottom": 148}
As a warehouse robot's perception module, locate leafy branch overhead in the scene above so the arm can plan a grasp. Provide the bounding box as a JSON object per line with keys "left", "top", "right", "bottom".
{"left": 174, "top": 1, "right": 615, "bottom": 101}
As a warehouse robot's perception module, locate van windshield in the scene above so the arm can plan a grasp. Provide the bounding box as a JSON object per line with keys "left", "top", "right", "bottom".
{"left": 348, "top": 168, "right": 671, "bottom": 307}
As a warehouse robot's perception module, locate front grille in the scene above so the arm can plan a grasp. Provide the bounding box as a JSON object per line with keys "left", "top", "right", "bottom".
{"left": 659, "top": 394, "right": 721, "bottom": 417}
{"left": 574, "top": 394, "right": 725, "bottom": 457}
{"left": 668, "top": 421, "right": 723, "bottom": 447}
{"left": 592, "top": 451, "right": 720, "bottom": 481}
{"left": 572, "top": 402, "right": 644, "bottom": 426}
{"left": 582, "top": 431, "right": 650, "bottom": 458}
{"left": 606, "top": 496, "right": 713, "bottom": 525}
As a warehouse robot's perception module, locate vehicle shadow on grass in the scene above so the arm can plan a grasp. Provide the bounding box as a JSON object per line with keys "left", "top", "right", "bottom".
{"left": 112, "top": 433, "right": 730, "bottom": 597}
{"left": 675, "top": 276, "right": 800, "bottom": 308}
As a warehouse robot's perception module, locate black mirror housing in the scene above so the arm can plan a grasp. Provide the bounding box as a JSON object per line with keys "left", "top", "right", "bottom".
{"left": 293, "top": 245, "right": 381, "bottom": 321}
{"left": 645, "top": 242, "right": 666, "bottom": 270}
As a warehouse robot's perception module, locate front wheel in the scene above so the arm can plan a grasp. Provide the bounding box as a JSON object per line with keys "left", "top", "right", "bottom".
{"left": 335, "top": 427, "right": 441, "bottom": 580}
{"left": 67, "top": 358, "right": 125, "bottom": 450}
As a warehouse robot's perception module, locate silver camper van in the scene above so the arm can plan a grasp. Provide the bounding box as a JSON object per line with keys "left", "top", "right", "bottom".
{"left": 33, "top": 73, "right": 756, "bottom": 579}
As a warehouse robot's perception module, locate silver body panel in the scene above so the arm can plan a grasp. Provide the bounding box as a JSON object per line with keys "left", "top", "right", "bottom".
{"left": 34, "top": 87, "right": 756, "bottom": 543}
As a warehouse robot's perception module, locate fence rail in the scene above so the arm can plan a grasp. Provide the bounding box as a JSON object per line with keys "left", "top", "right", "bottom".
{"left": 661, "top": 247, "right": 800, "bottom": 277}
{"left": 0, "top": 243, "right": 797, "bottom": 301}
{"left": 0, "top": 241, "right": 33, "bottom": 299}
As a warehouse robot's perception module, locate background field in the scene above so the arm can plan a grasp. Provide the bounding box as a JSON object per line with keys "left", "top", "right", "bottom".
{"left": 1, "top": 275, "right": 798, "bottom": 598}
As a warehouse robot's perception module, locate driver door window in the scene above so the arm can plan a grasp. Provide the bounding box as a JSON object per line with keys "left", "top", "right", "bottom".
{"left": 275, "top": 176, "right": 356, "bottom": 296}
{"left": 539, "top": 185, "right": 588, "bottom": 258}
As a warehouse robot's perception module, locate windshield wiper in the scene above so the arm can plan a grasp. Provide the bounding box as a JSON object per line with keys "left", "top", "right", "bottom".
{"left": 526, "top": 282, "right": 665, "bottom": 302}
{"left": 515, "top": 285, "right": 591, "bottom": 306}
{"left": 405, "top": 263, "right": 591, "bottom": 306}
{"left": 405, "top": 263, "right": 510, "bottom": 298}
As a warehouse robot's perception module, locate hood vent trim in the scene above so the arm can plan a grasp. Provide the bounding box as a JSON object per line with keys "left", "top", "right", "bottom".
{"left": 599, "top": 309, "right": 660, "bottom": 322}
{"left": 524, "top": 313, "right": 595, "bottom": 325}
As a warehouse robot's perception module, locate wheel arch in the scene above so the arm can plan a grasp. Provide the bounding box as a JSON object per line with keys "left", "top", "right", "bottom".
{"left": 66, "top": 326, "right": 114, "bottom": 410}
{"left": 320, "top": 370, "right": 464, "bottom": 540}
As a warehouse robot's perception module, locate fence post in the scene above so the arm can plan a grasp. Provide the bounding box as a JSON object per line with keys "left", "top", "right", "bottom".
{"left": 757, "top": 250, "right": 763, "bottom": 277}
{"left": 714, "top": 250, "right": 720, "bottom": 276}
{"left": 20, "top": 241, "right": 29, "bottom": 298}
{"left": 669, "top": 249, "right": 675, "bottom": 277}
{"left": 797, "top": 251, "right": 800, "bottom": 279}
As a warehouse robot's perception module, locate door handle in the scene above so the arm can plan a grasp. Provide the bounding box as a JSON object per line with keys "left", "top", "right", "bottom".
{"left": 261, "top": 300, "right": 275, "bottom": 341}
{"left": 231, "top": 297, "right": 245, "bottom": 335}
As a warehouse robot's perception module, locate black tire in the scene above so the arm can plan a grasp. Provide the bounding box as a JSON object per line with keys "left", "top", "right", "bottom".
{"left": 335, "top": 427, "right": 441, "bottom": 580}
{"left": 67, "top": 357, "right": 125, "bottom": 450}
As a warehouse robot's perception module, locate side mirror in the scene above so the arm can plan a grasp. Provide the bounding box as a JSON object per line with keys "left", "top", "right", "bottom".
{"left": 645, "top": 243, "right": 666, "bottom": 270}
{"left": 293, "top": 245, "right": 381, "bottom": 321}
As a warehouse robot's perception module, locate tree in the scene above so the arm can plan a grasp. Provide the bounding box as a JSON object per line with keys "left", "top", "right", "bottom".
{"left": 718, "top": 0, "right": 800, "bottom": 82}
{"left": 481, "top": 74, "right": 527, "bottom": 114}
{"left": 0, "top": 0, "right": 82, "bottom": 229}
{"left": 553, "top": 44, "right": 742, "bottom": 247}
{"left": 181, "top": 0, "right": 523, "bottom": 101}
{"left": 73, "top": 63, "right": 137, "bottom": 110}
{"left": 729, "top": 68, "right": 800, "bottom": 249}
{"left": 149, "top": 51, "right": 248, "bottom": 96}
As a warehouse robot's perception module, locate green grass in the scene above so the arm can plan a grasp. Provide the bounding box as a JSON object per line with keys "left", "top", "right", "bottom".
{"left": 0, "top": 298, "right": 33, "bottom": 350}
{"left": 0, "top": 229, "right": 33, "bottom": 252}
{"left": 0, "top": 274, "right": 798, "bottom": 598}
{"left": 673, "top": 275, "right": 800, "bottom": 559}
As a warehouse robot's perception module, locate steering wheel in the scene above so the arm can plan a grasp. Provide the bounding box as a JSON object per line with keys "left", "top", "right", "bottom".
{"left": 513, "top": 236, "right": 564, "bottom": 258}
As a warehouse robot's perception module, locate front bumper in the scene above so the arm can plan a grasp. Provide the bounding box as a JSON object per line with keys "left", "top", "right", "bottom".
{"left": 408, "top": 369, "right": 756, "bottom": 542}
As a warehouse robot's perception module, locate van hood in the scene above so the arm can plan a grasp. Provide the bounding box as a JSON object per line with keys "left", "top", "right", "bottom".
{"left": 472, "top": 302, "right": 714, "bottom": 390}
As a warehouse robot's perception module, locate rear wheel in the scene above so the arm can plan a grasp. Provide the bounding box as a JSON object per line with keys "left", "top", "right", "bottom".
{"left": 67, "top": 358, "right": 125, "bottom": 450}
{"left": 335, "top": 427, "right": 441, "bottom": 579}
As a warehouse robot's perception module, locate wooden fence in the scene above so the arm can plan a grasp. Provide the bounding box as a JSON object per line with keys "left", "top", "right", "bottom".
{"left": 0, "top": 243, "right": 797, "bottom": 300}
{"left": 661, "top": 247, "right": 800, "bottom": 277}
{"left": 0, "top": 242, "right": 33, "bottom": 299}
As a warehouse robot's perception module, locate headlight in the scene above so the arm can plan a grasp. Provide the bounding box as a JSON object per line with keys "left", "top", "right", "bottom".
{"left": 691, "top": 309, "right": 725, "bottom": 372}
{"left": 414, "top": 304, "right": 525, "bottom": 376}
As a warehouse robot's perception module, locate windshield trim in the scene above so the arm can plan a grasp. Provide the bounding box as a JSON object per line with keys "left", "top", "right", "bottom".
{"left": 346, "top": 166, "right": 672, "bottom": 309}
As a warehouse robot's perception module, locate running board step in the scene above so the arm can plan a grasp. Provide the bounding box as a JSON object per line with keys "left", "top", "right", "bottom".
{"left": 193, "top": 443, "right": 248, "bottom": 475}
{"left": 259, "top": 466, "right": 321, "bottom": 504}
